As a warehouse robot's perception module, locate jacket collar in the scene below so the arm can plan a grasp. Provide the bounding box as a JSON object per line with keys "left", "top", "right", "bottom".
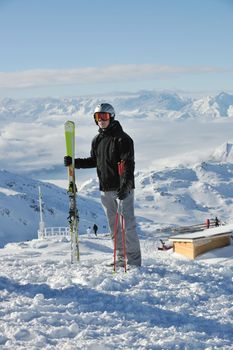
{"left": 98, "top": 120, "right": 123, "bottom": 137}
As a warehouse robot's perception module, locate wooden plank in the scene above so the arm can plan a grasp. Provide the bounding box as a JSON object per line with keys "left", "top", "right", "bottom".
{"left": 193, "top": 235, "right": 231, "bottom": 258}
{"left": 173, "top": 241, "right": 195, "bottom": 259}
{"left": 172, "top": 235, "right": 231, "bottom": 259}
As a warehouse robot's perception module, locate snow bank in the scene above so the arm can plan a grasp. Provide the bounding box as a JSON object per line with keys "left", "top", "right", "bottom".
{"left": 0, "top": 235, "right": 232, "bottom": 349}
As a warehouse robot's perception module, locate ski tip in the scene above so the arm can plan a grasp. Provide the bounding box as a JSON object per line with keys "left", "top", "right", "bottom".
{"left": 65, "top": 120, "right": 75, "bottom": 130}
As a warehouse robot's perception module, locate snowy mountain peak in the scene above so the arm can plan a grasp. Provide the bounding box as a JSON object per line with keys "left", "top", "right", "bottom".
{"left": 190, "top": 91, "right": 233, "bottom": 118}
{"left": 212, "top": 142, "right": 233, "bottom": 162}
{"left": 215, "top": 91, "right": 233, "bottom": 105}
{"left": 1, "top": 90, "right": 233, "bottom": 123}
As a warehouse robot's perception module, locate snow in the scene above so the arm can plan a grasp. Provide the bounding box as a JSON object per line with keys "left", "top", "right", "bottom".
{"left": 0, "top": 187, "right": 21, "bottom": 196}
{"left": 2, "top": 153, "right": 233, "bottom": 248}
{"left": 0, "top": 235, "right": 233, "bottom": 349}
{"left": 1, "top": 90, "right": 233, "bottom": 179}
{"left": 1, "top": 90, "right": 233, "bottom": 348}
{"left": 170, "top": 223, "right": 233, "bottom": 240}
{"left": 0, "top": 170, "right": 108, "bottom": 248}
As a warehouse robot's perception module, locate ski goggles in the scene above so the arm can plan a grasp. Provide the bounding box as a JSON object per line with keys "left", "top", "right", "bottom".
{"left": 94, "top": 112, "right": 111, "bottom": 122}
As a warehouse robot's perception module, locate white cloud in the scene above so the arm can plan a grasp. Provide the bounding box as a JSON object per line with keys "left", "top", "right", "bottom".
{"left": 0, "top": 122, "right": 65, "bottom": 170}
{"left": 0, "top": 64, "right": 227, "bottom": 89}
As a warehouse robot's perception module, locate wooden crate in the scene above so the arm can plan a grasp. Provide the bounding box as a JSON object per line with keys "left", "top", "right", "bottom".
{"left": 169, "top": 225, "right": 233, "bottom": 259}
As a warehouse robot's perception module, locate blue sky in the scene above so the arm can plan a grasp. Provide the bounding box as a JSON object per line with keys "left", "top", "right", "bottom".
{"left": 0, "top": 0, "right": 232, "bottom": 98}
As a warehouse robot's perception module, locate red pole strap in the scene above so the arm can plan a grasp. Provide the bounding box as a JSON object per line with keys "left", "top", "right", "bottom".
{"left": 118, "top": 160, "right": 125, "bottom": 176}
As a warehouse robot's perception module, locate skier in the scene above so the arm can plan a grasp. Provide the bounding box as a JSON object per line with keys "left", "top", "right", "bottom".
{"left": 205, "top": 218, "right": 210, "bottom": 229}
{"left": 86, "top": 226, "right": 91, "bottom": 237}
{"left": 214, "top": 216, "right": 220, "bottom": 227}
{"left": 93, "top": 223, "right": 98, "bottom": 237}
{"left": 64, "top": 103, "right": 141, "bottom": 267}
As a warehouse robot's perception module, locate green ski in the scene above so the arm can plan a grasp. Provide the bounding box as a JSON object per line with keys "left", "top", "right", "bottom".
{"left": 64, "top": 120, "right": 80, "bottom": 263}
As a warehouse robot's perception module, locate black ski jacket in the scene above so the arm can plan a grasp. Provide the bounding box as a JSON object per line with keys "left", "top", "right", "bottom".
{"left": 75, "top": 120, "right": 135, "bottom": 191}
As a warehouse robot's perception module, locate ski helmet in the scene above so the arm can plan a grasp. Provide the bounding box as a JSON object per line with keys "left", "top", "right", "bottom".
{"left": 93, "top": 103, "right": 115, "bottom": 125}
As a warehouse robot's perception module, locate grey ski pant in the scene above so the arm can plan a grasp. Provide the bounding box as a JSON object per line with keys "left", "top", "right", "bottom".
{"left": 100, "top": 190, "right": 141, "bottom": 266}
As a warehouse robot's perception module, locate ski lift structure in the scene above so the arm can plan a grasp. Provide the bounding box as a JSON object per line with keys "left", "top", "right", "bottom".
{"left": 37, "top": 186, "right": 69, "bottom": 239}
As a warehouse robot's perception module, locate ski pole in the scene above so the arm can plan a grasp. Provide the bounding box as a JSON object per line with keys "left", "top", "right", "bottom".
{"left": 119, "top": 200, "right": 127, "bottom": 272}
{"left": 113, "top": 206, "right": 118, "bottom": 273}
{"left": 113, "top": 200, "right": 127, "bottom": 273}
{"left": 113, "top": 160, "right": 127, "bottom": 273}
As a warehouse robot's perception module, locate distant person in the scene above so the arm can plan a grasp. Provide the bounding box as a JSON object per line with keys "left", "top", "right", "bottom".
{"left": 64, "top": 103, "right": 141, "bottom": 267}
{"left": 214, "top": 216, "right": 220, "bottom": 227}
{"left": 86, "top": 226, "right": 91, "bottom": 237}
{"left": 205, "top": 218, "right": 210, "bottom": 229}
{"left": 93, "top": 224, "right": 98, "bottom": 237}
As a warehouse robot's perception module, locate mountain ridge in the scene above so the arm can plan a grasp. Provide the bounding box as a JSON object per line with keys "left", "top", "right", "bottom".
{"left": 1, "top": 141, "right": 233, "bottom": 246}
{"left": 1, "top": 90, "right": 233, "bottom": 122}
{"left": 0, "top": 170, "right": 107, "bottom": 247}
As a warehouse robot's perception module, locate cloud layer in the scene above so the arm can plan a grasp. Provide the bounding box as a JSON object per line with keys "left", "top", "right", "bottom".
{"left": 0, "top": 64, "right": 226, "bottom": 89}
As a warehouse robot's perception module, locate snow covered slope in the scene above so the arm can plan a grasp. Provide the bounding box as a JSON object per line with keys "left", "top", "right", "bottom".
{"left": 0, "top": 170, "right": 107, "bottom": 247}
{"left": 1, "top": 142, "right": 233, "bottom": 246}
{"left": 1, "top": 90, "right": 233, "bottom": 349}
{"left": 135, "top": 159, "right": 233, "bottom": 228}
{"left": 148, "top": 142, "right": 233, "bottom": 226}
{"left": 0, "top": 235, "right": 232, "bottom": 349}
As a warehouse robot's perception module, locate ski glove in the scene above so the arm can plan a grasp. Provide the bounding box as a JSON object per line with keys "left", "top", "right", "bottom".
{"left": 64, "top": 155, "right": 72, "bottom": 167}
{"left": 116, "top": 184, "right": 130, "bottom": 200}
